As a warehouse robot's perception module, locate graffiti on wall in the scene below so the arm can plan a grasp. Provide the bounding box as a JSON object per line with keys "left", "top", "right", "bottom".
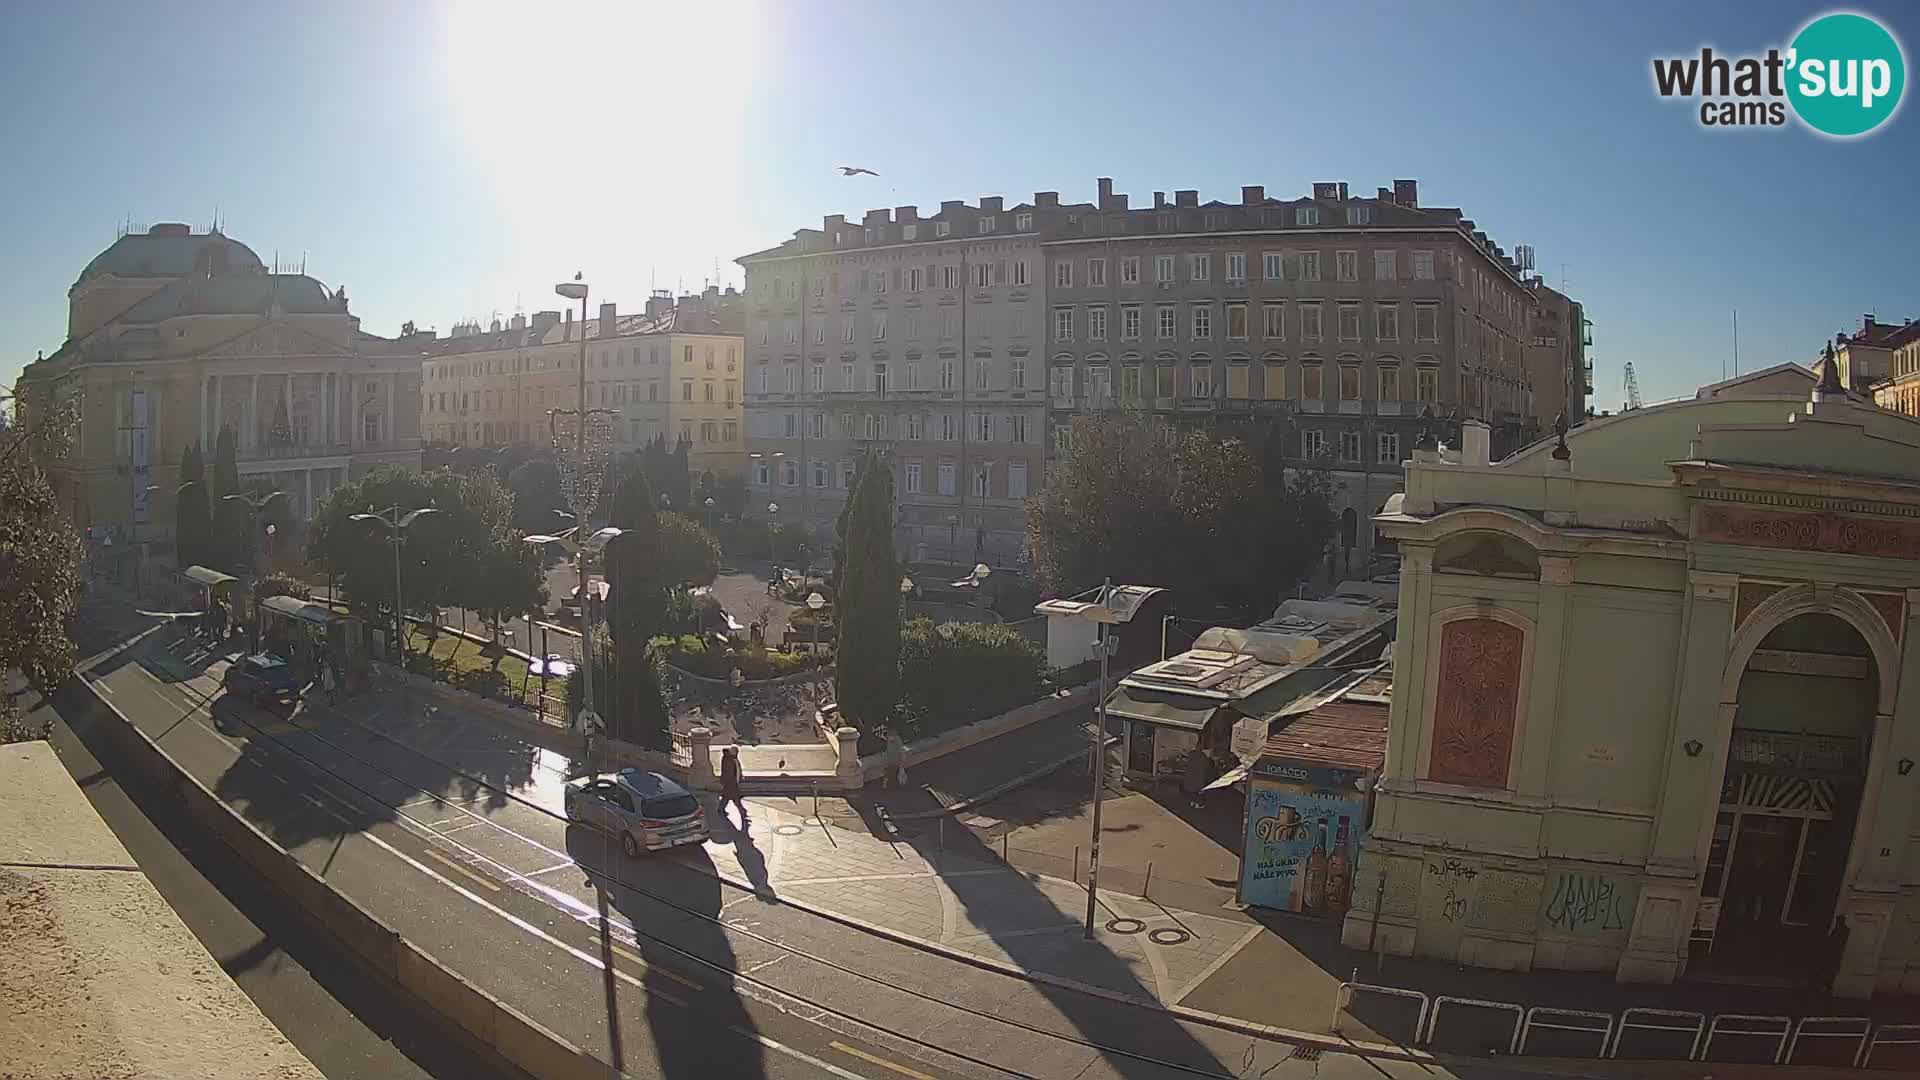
{"left": 1468, "top": 869, "right": 1543, "bottom": 934}
{"left": 1540, "top": 870, "right": 1636, "bottom": 936}
{"left": 1427, "top": 857, "right": 1479, "bottom": 925}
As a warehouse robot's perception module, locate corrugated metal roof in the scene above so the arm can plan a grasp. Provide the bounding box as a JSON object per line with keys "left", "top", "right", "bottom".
{"left": 1263, "top": 700, "right": 1387, "bottom": 772}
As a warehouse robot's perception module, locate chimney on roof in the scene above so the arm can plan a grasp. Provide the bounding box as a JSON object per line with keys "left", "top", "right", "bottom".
{"left": 490, "top": 317, "right": 502, "bottom": 333}
{"left": 1035, "top": 191, "right": 1058, "bottom": 208}
{"left": 1097, "top": 177, "right": 1113, "bottom": 202}
{"left": 940, "top": 200, "right": 963, "bottom": 215}
{"left": 1154, "top": 191, "right": 1167, "bottom": 209}
{"left": 1175, "top": 190, "right": 1198, "bottom": 207}
{"left": 1313, "top": 182, "right": 1340, "bottom": 200}
{"left": 705, "top": 284, "right": 718, "bottom": 299}
{"left": 1394, "top": 179, "right": 1418, "bottom": 207}
{"left": 1241, "top": 185, "right": 1264, "bottom": 204}
{"left": 563, "top": 308, "right": 573, "bottom": 340}
{"left": 1338, "top": 182, "right": 1349, "bottom": 201}
{"left": 599, "top": 301, "right": 616, "bottom": 340}
{"left": 823, "top": 214, "right": 845, "bottom": 240}
{"left": 510, "top": 313, "right": 526, "bottom": 332}
{"left": 1377, "top": 187, "right": 1393, "bottom": 202}
{"left": 980, "top": 196, "right": 1003, "bottom": 213}
{"left": 646, "top": 292, "right": 673, "bottom": 321}
{"left": 895, "top": 205, "right": 918, "bottom": 222}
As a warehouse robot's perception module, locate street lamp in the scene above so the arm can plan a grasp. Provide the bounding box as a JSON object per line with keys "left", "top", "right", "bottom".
{"left": 898, "top": 575, "right": 914, "bottom": 620}
{"left": 704, "top": 496, "right": 715, "bottom": 532}
{"left": 1073, "top": 577, "right": 1119, "bottom": 940}
{"left": 351, "top": 506, "right": 439, "bottom": 707}
{"left": 222, "top": 489, "right": 285, "bottom": 579}
{"left": 766, "top": 501, "right": 780, "bottom": 564}
{"left": 971, "top": 561, "right": 992, "bottom": 609}
{"left": 806, "top": 591, "right": 826, "bottom": 658}
{"left": 947, "top": 513, "right": 960, "bottom": 566}
{"left": 523, "top": 525, "right": 623, "bottom": 773}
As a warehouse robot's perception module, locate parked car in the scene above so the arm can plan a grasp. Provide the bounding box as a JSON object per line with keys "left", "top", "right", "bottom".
{"left": 563, "top": 769, "right": 707, "bottom": 857}
{"left": 222, "top": 653, "right": 302, "bottom": 706}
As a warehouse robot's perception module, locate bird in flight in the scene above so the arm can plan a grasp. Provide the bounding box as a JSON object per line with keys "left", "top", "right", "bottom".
{"left": 837, "top": 166, "right": 878, "bottom": 177}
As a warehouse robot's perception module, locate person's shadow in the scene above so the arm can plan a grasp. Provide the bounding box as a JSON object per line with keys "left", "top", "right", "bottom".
{"left": 710, "top": 810, "right": 776, "bottom": 901}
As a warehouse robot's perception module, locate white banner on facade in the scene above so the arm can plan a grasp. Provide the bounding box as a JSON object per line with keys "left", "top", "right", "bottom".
{"left": 129, "top": 389, "right": 150, "bottom": 524}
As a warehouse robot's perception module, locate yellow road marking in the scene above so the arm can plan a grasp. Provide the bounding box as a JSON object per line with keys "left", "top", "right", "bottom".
{"left": 609, "top": 945, "right": 703, "bottom": 990}
{"left": 829, "top": 1041, "right": 938, "bottom": 1080}
{"left": 422, "top": 848, "right": 501, "bottom": 892}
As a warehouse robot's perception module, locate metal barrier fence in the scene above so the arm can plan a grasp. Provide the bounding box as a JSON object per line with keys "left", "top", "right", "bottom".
{"left": 1332, "top": 982, "right": 1429, "bottom": 1043}
{"left": 1787, "top": 1016, "right": 1873, "bottom": 1067}
{"left": 1702, "top": 1013, "right": 1792, "bottom": 1064}
{"left": 1519, "top": 1006, "right": 1613, "bottom": 1058}
{"left": 1421, "top": 995, "right": 1524, "bottom": 1055}
{"left": 1864, "top": 1023, "right": 1920, "bottom": 1069}
{"left": 1609, "top": 1007, "right": 1706, "bottom": 1060}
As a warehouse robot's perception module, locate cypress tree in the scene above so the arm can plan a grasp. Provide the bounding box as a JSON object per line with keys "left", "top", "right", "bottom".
{"left": 603, "top": 466, "right": 669, "bottom": 749}
{"left": 833, "top": 451, "right": 900, "bottom": 732}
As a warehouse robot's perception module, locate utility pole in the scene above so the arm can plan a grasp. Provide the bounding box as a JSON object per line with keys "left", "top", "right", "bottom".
{"left": 1084, "top": 577, "right": 1113, "bottom": 939}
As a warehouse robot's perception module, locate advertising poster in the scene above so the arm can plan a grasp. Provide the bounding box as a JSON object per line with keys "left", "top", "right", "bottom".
{"left": 1241, "top": 763, "right": 1368, "bottom": 916}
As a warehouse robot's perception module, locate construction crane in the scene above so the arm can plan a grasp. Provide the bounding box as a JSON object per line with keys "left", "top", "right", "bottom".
{"left": 1623, "top": 362, "right": 1643, "bottom": 410}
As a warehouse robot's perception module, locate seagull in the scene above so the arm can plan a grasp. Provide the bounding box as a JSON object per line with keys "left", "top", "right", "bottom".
{"left": 836, "top": 166, "right": 878, "bottom": 177}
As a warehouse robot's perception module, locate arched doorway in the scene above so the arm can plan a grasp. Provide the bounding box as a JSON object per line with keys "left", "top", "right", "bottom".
{"left": 1695, "top": 613, "right": 1877, "bottom": 983}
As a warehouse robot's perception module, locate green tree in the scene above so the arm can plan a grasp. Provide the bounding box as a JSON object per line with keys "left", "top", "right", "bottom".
{"left": 1027, "top": 414, "right": 1335, "bottom": 618}
{"left": 1, "top": 391, "right": 81, "bottom": 742}
{"left": 601, "top": 466, "right": 670, "bottom": 750}
{"left": 307, "top": 465, "right": 513, "bottom": 627}
{"left": 656, "top": 511, "right": 721, "bottom": 587}
{"left": 898, "top": 618, "right": 1047, "bottom": 738}
{"left": 210, "top": 425, "right": 247, "bottom": 571}
{"left": 833, "top": 451, "right": 901, "bottom": 732}
{"left": 174, "top": 441, "right": 211, "bottom": 569}
{"left": 505, "top": 456, "right": 569, "bottom": 535}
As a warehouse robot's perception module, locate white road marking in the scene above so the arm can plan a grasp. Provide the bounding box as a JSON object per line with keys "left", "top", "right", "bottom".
{"left": 734, "top": 1027, "right": 873, "bottom": 1080}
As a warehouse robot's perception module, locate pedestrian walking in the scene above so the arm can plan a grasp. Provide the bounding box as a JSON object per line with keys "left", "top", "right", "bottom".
{"left": 718, "top": 746, "right": 747, "bottom": 828}
{"left": 1182, "top": 747, "right": 1209, "bottom": 810}
{"left": 320, "top": 662, "right": 337, "bottom": 705}
{"left": 884, "top": 729, "right": 906, "bottom": 791}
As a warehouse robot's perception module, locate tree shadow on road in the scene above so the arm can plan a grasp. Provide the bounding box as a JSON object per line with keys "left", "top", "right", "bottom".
{"left": 564, "top": 825, "right": 770, "bottom": 1080}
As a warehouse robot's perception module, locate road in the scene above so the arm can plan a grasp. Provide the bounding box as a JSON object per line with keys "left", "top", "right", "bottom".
{"left": 58, "top": 600, "right": 1570, "bottom": 1080}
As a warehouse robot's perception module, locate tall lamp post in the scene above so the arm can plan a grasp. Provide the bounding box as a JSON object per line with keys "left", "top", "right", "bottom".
{"left": 806, "top": 591, "right": 826, "bottom": 658}
{"left": 898, "top": 575, "right": 914, "bottom": 621}
{"left": 766, "top": 501, "right": 780, "bottom": 565}
{"left": 1080, "top": 578, "right": 1117, "bottom": 939}
{"left": 703, "top": 496, "right": 715, "bottom": 532}
{"left": 523, "top": 525, "right": 623, "bottom": 773}
{"left": 350, "top": 506, "right": 439, "bottom": 708}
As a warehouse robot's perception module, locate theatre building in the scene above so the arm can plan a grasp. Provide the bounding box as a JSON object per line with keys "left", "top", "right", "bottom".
{"left": 1344, "top": 374, "right": 1920, "bottom": 996}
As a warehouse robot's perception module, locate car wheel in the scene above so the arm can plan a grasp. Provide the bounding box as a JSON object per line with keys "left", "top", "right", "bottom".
{"left": 621, "top": 831, "right": 641, "bottom": 858}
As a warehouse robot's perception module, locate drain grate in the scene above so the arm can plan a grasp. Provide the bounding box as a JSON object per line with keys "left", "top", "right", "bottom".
{"left": 1288, "top": 1045, "right": 1323, "bottom": 1061}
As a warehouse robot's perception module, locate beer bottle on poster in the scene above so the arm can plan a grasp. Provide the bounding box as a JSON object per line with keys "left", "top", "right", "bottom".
{"left": 1327, "top": 816, "right": 1352, "bottom": 917}
{"left": 1303, "top": 822, "right": 1329, "bottom": 912}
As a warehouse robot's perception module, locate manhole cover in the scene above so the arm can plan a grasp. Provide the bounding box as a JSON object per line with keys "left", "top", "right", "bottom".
{"left": 1105, "top": 917, "right": 1146, "bottom": 935}
{"left": 773, "top": 824, "right": 805, "bottom": 836}
{"left": 1148, "top": 927, "right": 1192, "bottom": 946}
{"left": 801, "top": 816, "right": 827, "bottom": 827}
{"left": 1289, "top": 1045, "right": 1323, "bottom": 1061}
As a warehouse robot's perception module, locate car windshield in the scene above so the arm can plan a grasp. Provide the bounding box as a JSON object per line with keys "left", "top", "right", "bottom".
{"left": 642, "top": 794, "right": 698, "bottom": 820}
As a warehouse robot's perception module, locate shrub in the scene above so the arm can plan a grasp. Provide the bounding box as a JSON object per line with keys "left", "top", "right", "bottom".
{"left": 453, "top": 667, "right": 510, "bottom": 699}
{"left": 898, "top": 617, "right": 1047, "bottom": 739}
{"left": 256, "top": 574, "right": 312, "bottom": 602}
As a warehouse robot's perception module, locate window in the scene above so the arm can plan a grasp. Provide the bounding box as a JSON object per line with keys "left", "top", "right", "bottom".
{"left": 780, "top": 459, "right": 798, "bottom": 486}
{"left": 1226, "top": 303, "right": 1248, "bottom": 340}
{"left": 1339, "top": 365, "right": 1361, "bottom": 400}
{"left": 903, "top": 224, "right": 918, "bottom": 241}
{"left": 785, "top": 322, "right": 799, "bottom": 344}
{"left": 941, "top": 309, "right": 958, "bottom": 337}
{"left": 907, "top": 267, "right": 922, "bottom": 291}
{"left": 1192, "top": 305, "right": 1212, "bottom": 340}
{"left": 1012, "top": 259, "right": 1031, "bottom": 286}
{"left": 1379, "top": 366, "right": 1400, "bottom": 401}
{"left": 1347, "top": 205, "right": 1372, "bottom": 226}
{"left": 1120, "top": 256, "right": 1140, "bottom": 284}
{"left": 941, "top": 412, "right": 958, "bottom": 441}
{"left": 1050, "top": 365, "right": 1073, "bottom": 403}
{"left": 1121, "top": 364, "right": 1143, "bottom": 404}
{"left": 940, "top": 359, "right": 956, "bottom": 390}
{"left": 872, "top": 270, "right": 887, "bottom": 294}
{"left": 1190, "top": 364, "right": 1214, "bottom": 399}
{"left": 364, "top": 412, "right": 380, "bottom": 442}
{"left": 701, "top": 420, "right": 718, "bottom": 443}
{"left": 905, "top": 462, "right": 923, "bottom": 493}
{"left": 754, "top": 461, "right": 771, "bottom": 486}
{"left": 873, "top": 363, "right": 889, "bottom": 393}
{"left": 1300, "top": 251, "right": 1321, "bottom": 281}
{"left": 1015, "top": 212, "right": 1033, "bottom": 231}
{"left": 1378, "top": 432, "right": 1400, "bottom": 464}
{"left": 812, "top": 460, "right": 829, "bottom": 488}
{"left": 1008, "top": 413, "right": 1030, "bottom": 443}
{"left": 978, "top": 215, "right": 996, "bottom": 233}
{"left": 783, "top": 412, "right": 798, "bottom": 437}
{"left": 1086, "top": 364, "right": 1111, "bottom": 404}
{"left": 1303, "top": 363, "right": 1323, "bottom": 400}
{"left": 705, "top": 382, "right": 715, "bottom": 402}
{"left": 1189, "top": 254, "right": 1210, "bottom": 281}
{"left": 972, "top": 464, "right": 990, "bottom": 498}
{"left": 973, "top": 262, "right": 993, "bottom": 288}
{"left": 1155, "top": 255, "right": 1175, "bottom": 283}
{"left": 873, "top": 313, "right": 887, "bottom": 340}
{"left": 1157, "top": 305, "right": 1177, "bottom": 339}
{"left": 1088, "top": 307, "right": 1107, "bottom": 341}
{"left": 1417, "top": 366, "right": 1438, "bottom": 402}
{"left": 1054, "top": 261, "right": 1072, "bottom": 288}
{"left": 1121, "top": 305, "right": 1141, "bottom": 340}
{"left": 941, "top": 265, "right": 959, "bottom": 290}
{"left": 1295, "top": 206, "right": 1320, "bottom": 226}
{"left": 723, "top": 420, "right": 738, "bottom": 443}
{"left": 1303, "top": 429, "right": 1326, "bottom": 457}
{"left": 1054, "top": 424, "right": 1072, "bottom": 454}
{"left": 839, "top": 460, "right": 855, "bottom": 488}
{"left": 1413, "top": 251, "right": 1435, "bottom": 280}
{"left": 1263, "top": 252, "right": 1283, "bottom": 281}
{"left": 1340, "top": 430, "right": 1361, "bottom": 462}
{"left": 1336, "top": 251, "right": 1358, "bottom": 282}
{"left": 1263, "top": 358, "right": 1289, "bottom": 400}
{"left": 1053, "top": 307, "right": 1074, "bottom": 342}
{"left": 938, "top": 462, "right": 956, "bottom": 494}
{"left": 1088, "top": 258, "right": 1106, "bottom": 286}
{"left": 1007, "top": 461, "right": 1028, "bottom": 498}
{"left": 1263, "top": 303, "right": 1285, "bottom": 339}
{"left": 1226, "top": 252, "right": 1246, "bottom": 282}
{"left": 1374, "top": 250, "right": 1397, "bottom": 281}
{"left": 1338, "top": 304, "right": 1360, "bottom": 341}
{"left": 1376, "top": 304, "right": 1400, "bottom": 342}
{"left": 935, "top": 221, "right": 952, "bottom": 237}
{"left": 1414, "top": 304, "right": 1438, "bottom": 342}
{"left": 1301, "top": 303, "right": 1323, "bottom": 341}
{"left": 973, "top": 356, "right": 991, "bottom": 389}
{"left": 839, "top": 321, "right": 852, "bottom": 343}
{"left": 1156, "top": 364, "right": 1175, "bottom": 400}
{"left": 904, "top": 413, "right": 924, "bottom": 439}
{"left": 975, "top": 411, "right": 994, "bottom": 441}
{"left": 841, "top": 361, "right": 855, "bottom": 389}
{"left": 807, "top": 362, "right": 824, "bottom": 392}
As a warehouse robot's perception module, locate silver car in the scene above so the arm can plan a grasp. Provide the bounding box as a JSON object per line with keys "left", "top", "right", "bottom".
{"left": 563, "top": 769, "right": 708, "bottom": 857}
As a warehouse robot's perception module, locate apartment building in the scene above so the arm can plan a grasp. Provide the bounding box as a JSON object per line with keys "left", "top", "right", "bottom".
{"left": 737, "top": 198, "right": 1070, "bottom": 565}
{"left": 1525, "top": 280, "right": 1590, "bottom": 423}
{"left": 1044, "top": 178, "right": 1542, "bottom": 571}
{"left": 1869, "top": 320, "right": 1920, "bottom": 417}
{"left": 421, "top": 288, "right": 747, "bottom": 482}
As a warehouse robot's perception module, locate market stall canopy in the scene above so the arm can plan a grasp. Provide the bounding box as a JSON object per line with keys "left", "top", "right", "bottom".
{"left": 258, "top": 594, "right": 336, "bottom": 626}
{"left": 1104, "top": 683, "right": 1220, "bottom": 732}
{"left": 182, "top": 565, "right": 237, "bottom": 587}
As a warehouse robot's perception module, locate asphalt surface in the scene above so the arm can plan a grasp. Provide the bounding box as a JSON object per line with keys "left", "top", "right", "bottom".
{"left": 55, "top": 596, "right": 1593, "bottom": 1080}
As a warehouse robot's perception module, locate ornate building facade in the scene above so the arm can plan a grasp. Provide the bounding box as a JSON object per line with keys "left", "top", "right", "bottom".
{"left": 1347, "top": 374, "right": 1920, "bottom": 997}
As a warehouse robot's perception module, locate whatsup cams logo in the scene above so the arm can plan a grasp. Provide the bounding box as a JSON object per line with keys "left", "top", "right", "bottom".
{"left": 1652, "top": 11, "right": 1905, "bottom": 136}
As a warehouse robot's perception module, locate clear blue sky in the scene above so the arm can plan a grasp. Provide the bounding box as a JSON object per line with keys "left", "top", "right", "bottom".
{"left": 4, "top": 0, "right": 1916, "bottom": 406}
